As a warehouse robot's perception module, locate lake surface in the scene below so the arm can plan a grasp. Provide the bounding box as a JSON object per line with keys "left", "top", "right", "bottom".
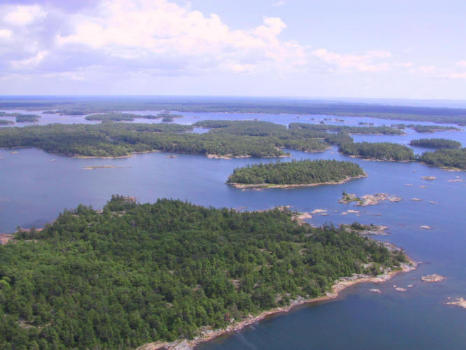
{"left": 0, "top": 112, "right": 465, "bottom": 349}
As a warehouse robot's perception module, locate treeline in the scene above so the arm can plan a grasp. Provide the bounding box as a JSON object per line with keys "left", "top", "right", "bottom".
{"left": 410, "top": 138, "right": 461, "bottom": 149}
{"left": 392, "top": 124, "right": 459, "bottom": 133}
{"left": 85, "top": 113, "right": 180, "bottom": 122}
{"left": 419, "top": 148, "right": 466, "bottom": 170}
{"left": 0, "top": 123, "right": 286, "bottom": 158}
{"left": 289, "top": 122, "right": 404, "bottom": 135}
{"left": 227, "top": 160, "right": 365, "bottom": 186}
{"left": 339, "top": 142, "right": 415, "bottom": 161}
{"left": 0, "top": 113, "right": 41, "bottom": 123}
{"left": 0, "top": 197, "right": 406, "bottom": 349}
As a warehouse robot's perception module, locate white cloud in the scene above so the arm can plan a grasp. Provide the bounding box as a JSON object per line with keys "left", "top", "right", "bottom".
{"left": 272, "top": 1, "right": 286, "bottom": 7}
{"left": 55, "top": 0, "right": 307, "bottom": 73}
{"left": 456, "top": 60, "right": 466, "bottom": 67}
{"left": 3, "top": 5, "right": 46, "bottom": 26}
{"left": 11, "top": 50, "right": 48, "bottom": 69}
{"left": 0, "top": 29, "right": 12, "bottom": 39}
{"left": 312, "top": 49, "right": 393, "bottom": 72}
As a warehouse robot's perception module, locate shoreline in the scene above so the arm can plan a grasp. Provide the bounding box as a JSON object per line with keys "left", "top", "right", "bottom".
{"left": 139, "top": 257, "right": 416, "bottom": 350}
{"left": 227, "top": 174, "right": 367, "bottom": 190}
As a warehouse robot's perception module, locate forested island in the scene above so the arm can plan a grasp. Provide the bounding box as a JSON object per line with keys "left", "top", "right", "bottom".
{"left": 410, "top": 138, "right": 461, "bottom": 149}
{"left": 288, "top": 122, "right": 404, "bottom": 135}
{"left": 339, "top": 142, "right": 415, "bottom": 161}
{"left": 0, "top": 196, "right": 410, "bottom": 349}
{"left": 0, "top": 113, "right": 41, "bottom": 123}
{"left": 227, "top": 160, "right": 366, "bottom": 188}
{"left": 419, "top": 148, "right": 466, "bottom": 170}
{"left": 393, "top": 124, "right": 460, "bottom": 133}
{"left": 85, "top": 113, "right": 177, "bottom": 122}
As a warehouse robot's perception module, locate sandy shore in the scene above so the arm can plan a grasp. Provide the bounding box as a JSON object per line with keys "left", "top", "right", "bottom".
{"left": 138, "top": 258, "right": 416, "bottom": 350}
{"left": 228, "top": 174, "right": 367, "bottom": 190}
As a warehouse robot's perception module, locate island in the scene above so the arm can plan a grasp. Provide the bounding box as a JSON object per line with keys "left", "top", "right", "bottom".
{"left": 340, "top": 192, "right": 402, "bottom": 206}
{"left": 0, "top": 195, "right": 414, "bottom": 349}
{"left": 226, "top": 160, "right": 366, "bottom": 189}
{"left": 339, "top": 142, "right": 415, "bottom": 161}
{"left": 419, "top": 148, "right": 466, "bottom": 170}
{"left": 85, "top": 113, "right": 163, "bottom": 122}
{"left": 393, "top": 124, "right": 460, "bottom": 133}
{"left": 410, "top": 138, "right": 461, "bottom": 149}
{"left": 14, "top": 114, "right": 41, "bottom": 123}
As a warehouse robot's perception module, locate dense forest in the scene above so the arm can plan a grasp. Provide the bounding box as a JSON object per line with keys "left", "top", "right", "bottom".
{"left": 392, "top": 124, "right": 459, "bottom": 133}
{"left": 227, "top": 160, "right": 365, "bottom": 187}
{"left": 0, "top": 121, "right": 336, "bottom": 158}
{"left": 410, "top": 138, "right": 461, "bottom": 149}
{"left": 85, "top": 113, "right": 172, "bottom": 122}
{"left": 339, "top": 142, "right": 415, "bottom": 161}
{"left": 288, "top": 122, "right": 404, "bottom": 135}
{"left": 0, "top": 196, "right": 407, "bottom": 349}
{"left": 419, "top": 148, "right": 466, "bottom": 169}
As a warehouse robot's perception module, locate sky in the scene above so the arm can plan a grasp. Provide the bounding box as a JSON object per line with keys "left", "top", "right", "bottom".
{"left": 0, "top": 0, "right": 466, "bottom": 100}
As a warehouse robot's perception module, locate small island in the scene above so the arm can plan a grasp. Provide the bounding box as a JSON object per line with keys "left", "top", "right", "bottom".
{"left": 227, "top": 160, "right": 366, "bottom": 189}
{"left": 410, "top": 138, "right": 461, "bottom": 149}
{"left": 340, "top": 192, "right": 402, "bottom": 206}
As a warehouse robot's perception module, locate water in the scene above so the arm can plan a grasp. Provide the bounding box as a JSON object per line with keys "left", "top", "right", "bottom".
{"left": 0, "top": 112, "right": 465, "bottom": 349}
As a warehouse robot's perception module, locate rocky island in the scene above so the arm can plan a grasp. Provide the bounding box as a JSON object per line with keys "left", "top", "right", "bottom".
{"left": 340, "top": 192, "right": 402, "bottom": 206}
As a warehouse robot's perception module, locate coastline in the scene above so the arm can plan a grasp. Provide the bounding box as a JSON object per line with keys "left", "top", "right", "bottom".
{"left": 227, "top": 174, "right": 367, "bottom": 190}
{"left": 139, "top": 257, "right": 416, "bottom": 350}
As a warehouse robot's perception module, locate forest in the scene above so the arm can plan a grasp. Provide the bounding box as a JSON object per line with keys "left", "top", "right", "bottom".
{"left": 0, "top": 196, "right": 407, "bottom": 349}
{"left": 419, "top": 148, "right": 466, "bottom": 170}
{"left": 410, "top": 138, "right": 461, "bottom": 149}
{"left": 338, "top": 142, "right": 415, "bottom": 161}
{"left": 288, "top": 122, "right": 404, "bottom": 135}
{"left": 227, "top": 160, "right": 365, "bottom": 187}
{"left": 85, "top": 113, "right": 176, "bottom": 122}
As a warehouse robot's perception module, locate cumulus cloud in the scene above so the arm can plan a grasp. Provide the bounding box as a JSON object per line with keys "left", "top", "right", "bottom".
{"left": 3, "top": 4, "right": 46, "bottom": 26}
{"left": 0, "top": 0, "right": 463, "bottom": 87}
{"left": 312, "top": 49, "right": 394, "bottom": 72}
{"left": 53, "top": 0, "right": 307, "bottom": 74}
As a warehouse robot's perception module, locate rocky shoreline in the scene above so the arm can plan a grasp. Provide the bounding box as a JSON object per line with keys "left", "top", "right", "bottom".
{"left": 138, "top": 258, "right": 416, "bottom": 350}
{"left": 228, "top": 174, "right": 367, "bottom": 190}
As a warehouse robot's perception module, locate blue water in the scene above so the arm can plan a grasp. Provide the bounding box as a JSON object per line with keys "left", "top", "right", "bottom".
{"left": 0, "top": 112, "right": 465, "bottom": 349}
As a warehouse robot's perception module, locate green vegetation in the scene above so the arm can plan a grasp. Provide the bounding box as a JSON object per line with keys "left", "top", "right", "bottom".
{"left": 0, "top": 196, "right": 407, "bottom": 349}
{"left": 0, "top": 120, "right": 13, "bottom": 125}
{"left": 227, "top": 160, "right": 365, "bottom": 187}
{"left": 339, "top": 142, "right": 415, "bottom": 161}
{"left": 410, "top": 138, "right": 461, "bottom": 149}
{"left": 0, "top": 113, "right": 41, "bottom": 123}
{"left": 0, "top": 120, "right": 334, "bottom": 158}
{"left": 289, "top": 122, "right": 404, "bottom": 135}
{"left": 419, "top": 148, "right": 466, "bottom": 170}
{"left": 15, "top": 114, "right": 41, "bottom": 123}
{"left": 85, "top": 113, "right": 162, "bottom": 122}
{"left": 393, "top": 124, "right": 460, "bottom": 133}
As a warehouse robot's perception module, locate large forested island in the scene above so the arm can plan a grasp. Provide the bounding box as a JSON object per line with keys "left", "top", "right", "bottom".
{"left": 227, "top": 160, "right": 366, "bottom": 188}
{"left": 0, "top": 196, "right": 409, "bottom": 349}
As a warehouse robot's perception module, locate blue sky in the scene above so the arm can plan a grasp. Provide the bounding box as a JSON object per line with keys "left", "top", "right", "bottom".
{"left": 0, "top": 0, "right": 465, "bottom": 99}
